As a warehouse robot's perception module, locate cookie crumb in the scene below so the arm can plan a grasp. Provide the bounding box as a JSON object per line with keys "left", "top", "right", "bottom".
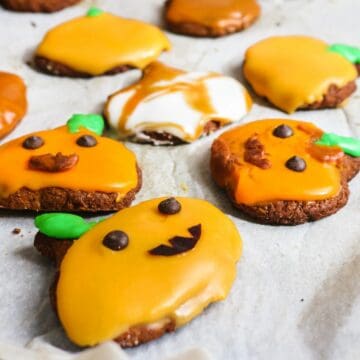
{"left": 12, "top": 228, "right": 21, "bottom": 234}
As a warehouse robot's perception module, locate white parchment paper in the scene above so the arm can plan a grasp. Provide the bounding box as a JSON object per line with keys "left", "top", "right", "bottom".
{"left": 0, "top": 0, "right": 360, "bottom": 359}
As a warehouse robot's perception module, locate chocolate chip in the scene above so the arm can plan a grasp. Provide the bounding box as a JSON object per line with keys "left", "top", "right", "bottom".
{"left": 158, "top": 197, "right": 181, "bottom": 215}
{"left": 22, "top": 136, "right": 44, "bottom": 150}
{"left": 273, "top": 124, "right": 294, "bottom": 138}
{"left": 76, "top": 135, "right": 97, "bottom": 147}
{"left": 103, "top": 230, "right": 129, "bottom": 251}
{"left": 286, "top": 156, "right": 307, "bottom": 172}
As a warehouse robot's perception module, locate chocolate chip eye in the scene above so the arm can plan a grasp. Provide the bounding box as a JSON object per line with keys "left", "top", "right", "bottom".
{"left": 158, "top": 197, "right": 181, "bottom": 215}
{"left": 22, "top": 136, "right": 44, "bottom": 150}
{"left": 286, "top": 156, "right": 306, "bottom": 172}
{"left": 103, "top": 230, "right": 129, "bottom": 251}
{"left": 273, "top": 124, "right": 294, "bottom": 138}
{"left": 76, "top": 135, "right": 97, "bottom": 147}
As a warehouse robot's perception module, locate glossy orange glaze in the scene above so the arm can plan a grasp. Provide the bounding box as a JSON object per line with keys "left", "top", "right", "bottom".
{"left": 0, "top": 72, "right": 27, "bottom": 139}
{"left": 166, "top": 0, "right": 260, "bottom": 30}
{"left": 211, "top": 119, "right": 343, "bottom": 204}
{"left": 0, "top": 126, "right": 139, "bottom": 198}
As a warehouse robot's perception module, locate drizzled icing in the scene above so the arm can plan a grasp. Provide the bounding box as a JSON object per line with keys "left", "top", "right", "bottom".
{"left": 36, "top": 11, "right": 171, "bottom": 76}
{"left": 243, "top": 36, "right": 357, "bottom": 113}
{"left": 0, "top": 71, "right": 27, "bottom": 139}
{"left": 105, "top": 62, "right": 252, "bottom": 143}
{"left": 57, "top": 197, "right": 242, "bottom": 346}
{"left": 0, "top": 125, "right": 139, "bottom": 198}
{"left": 166, "top": 0, "right": 260, "bottom": 32}
{"left": 211, "top": 119, "right": 344, "bottom": 205}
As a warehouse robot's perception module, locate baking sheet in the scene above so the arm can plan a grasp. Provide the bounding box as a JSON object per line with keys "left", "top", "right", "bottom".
{"left": 0, "top": 0, "right": 360, "bottom": 359}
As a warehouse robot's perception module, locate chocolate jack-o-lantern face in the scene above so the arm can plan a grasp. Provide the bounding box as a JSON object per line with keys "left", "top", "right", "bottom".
{"left": 0, "top": 114, "right": 139, "bottom": 199}
{"left": 36, "top": 197, "right": 242, "bottom": 346}
{"left": 211, "top": 119, "right": 360, "bottom": 205}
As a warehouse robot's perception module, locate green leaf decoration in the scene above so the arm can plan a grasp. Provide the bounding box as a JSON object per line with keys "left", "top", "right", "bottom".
{"left": 328, "top": 44, "right": 360, "bottom": 64}
{"left": 67, "top": 114, "right": 105, "bottom": 136}
{"left": 86, "top": 7, "right": 104, "bottom": 17}
{"left": 315, "top": 133, "right": 360, "bottom": 157}
{"left": 35, "top": 213, "right": 99, "bottom": 239}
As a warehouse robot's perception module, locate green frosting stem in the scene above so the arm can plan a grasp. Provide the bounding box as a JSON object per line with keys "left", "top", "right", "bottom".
{"left": 329, "top": 44, "right": 360, "bottom": 64}
{"left": 35, "top": 213, "right": 99, "bottom": 239}
{"left": 86, "top": 7, "right": 104, "bottom": 17}
{"left": 67, "top": 114, "right": 105, "bottom": 136}
{"left": 315, "top": 133, "right": 360, "bottom": 157}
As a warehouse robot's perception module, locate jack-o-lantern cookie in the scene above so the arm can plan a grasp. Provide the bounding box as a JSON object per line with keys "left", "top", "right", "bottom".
{"left": 34, "top": 197, "right": 242, "bottom": 347}
{"left": 164, "top": 0, "right": 260, "bottom": 37}
{"left": 0, "top": 71, "right": 27, "bottom": 140}
{"left": 0, "top": 0, "right": 81, "bottom": 12}
{"left": 211, "top": 119, "right": 360, "bottom": 225}
{"left": 0, "top": 114, "right": 141, "bottom": 212}
{"left": 243, "top": 36, "right": 359, "bottom": 113}
{"left": 34, "top": 8, "right": 171, "bottom": 77}
{"left": 105, "top": 62, "right": 252, "bottom": 145}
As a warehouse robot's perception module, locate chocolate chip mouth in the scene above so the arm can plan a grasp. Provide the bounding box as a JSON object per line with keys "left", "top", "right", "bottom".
{"left": 148, "top": 224, "right": 202, "bottom": 256}
{"left": 29, "top": 152, "right": 79, "bottom": 172}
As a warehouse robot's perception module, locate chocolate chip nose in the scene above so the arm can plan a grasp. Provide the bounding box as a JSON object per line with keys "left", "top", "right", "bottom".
{"left": 29, "top": 152, "right": 79, "bottom": 172}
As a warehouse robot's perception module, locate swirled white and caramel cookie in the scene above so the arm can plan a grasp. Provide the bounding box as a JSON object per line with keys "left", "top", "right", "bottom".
{"left": 211, "top": 119, "right": 360, "bottom": 225}
{"left": 164, "top": 0, "right": 260, "bottom": 37}
{"left": 243, "top": 36, "right": 360, "bottom": 113}
{"left": 34, "top": 8, "right": 171, "bottom": 77}
{"left": 104, "top": 62, "right": 252, "bottom": 145}
{"left": 0, "top": 114, "right": 141, "bottom": 212}
{"left": 33, "top": 197, "right": 242, "bottom": 347}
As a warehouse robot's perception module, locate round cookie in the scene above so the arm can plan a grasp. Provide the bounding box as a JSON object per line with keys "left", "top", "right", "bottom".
{"left": 211, "top": 119, "right": 360, "bottom": 225}
{"left": 34, "top": 8, "right": 171, "bottom": 77}
{"left": 104, "top": 62, "right": 252, "bottom": 145}
{"left": 0, "top": 71, "right": 27, "bottom": 140}
{"left": 0, "top": 0, "right": 81, "bottom": 12}
{"left": 33, "top": 197, "right": 242, "bottom": 347}
{"left": 0, "top": 114, "right": 141, "bottom": 212}
{"left": 164, "top": 0, "right": 260, "bottom": 37}
{"left": 243, "top": 36, "right": 359, "bottom": 113}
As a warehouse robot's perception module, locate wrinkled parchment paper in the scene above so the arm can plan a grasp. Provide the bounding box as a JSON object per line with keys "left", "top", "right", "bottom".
{"left": 0, "top": 0, "right": 360, "bottom": 359}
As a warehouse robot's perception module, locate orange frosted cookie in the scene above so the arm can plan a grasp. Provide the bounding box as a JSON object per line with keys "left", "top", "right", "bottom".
{"left": 34, "top": 8, "right": 171, "bottom": 77}
{"left": 243, "top": 36, "right": 359, "bottom": 113}
{"left": 0, "top": 114, "right": 141, "bottom": 212}
{"left": 0, "top": 71, "right": 27, "bottom": 139}
{"left": 34, "top": 197, "right": 242, "bottom": 347}
{"left": 211, "top": 119, "right": 360, "bottom": 224}
{"left": 165, "top": 0, "right": 260, "bottom": 37}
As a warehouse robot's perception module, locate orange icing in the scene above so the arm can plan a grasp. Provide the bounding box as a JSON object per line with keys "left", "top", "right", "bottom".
{"left": 0, "top": 126, "right": 139, "bottom": 198}
{"left": 211, "top": 119, "right": 343, "bottom": 205}
{"left": 36, "top": 12, "right": 171, "bottom": 76}
{"left": 243, "top": 36, "right": 358, "bottom": 113}
{"left": 0, "top": 72, "right": 27, "bottom": 139}
{"left": 166, "top": 0, "right": 260, "bottom": 30}
{"left": 57, "top": 197, "right": 242, "bottom": 346}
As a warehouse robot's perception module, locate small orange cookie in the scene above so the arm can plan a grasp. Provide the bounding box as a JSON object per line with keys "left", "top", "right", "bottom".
{"left": 34, "top": 197, "right": 242, "bottom": 347}
{"left": 34, "top": 8, "right": 171, "bottom": 77}
{"left": 165, "top": 0, "right": 260, "bottom": 37}
{"left": 243, "top": 36, "right": 358, "bottom": 113}
{"left": 0, "top": 114, "right": 141, "bottom": 212}
{"left": 0, "top": 71, "right": 27, "bottom": 140}
{"left": 211, "top": 119, "right": 360, "bottom": 225}
{"left": 0, "top": 0, "right": 81, "bottom": 12}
